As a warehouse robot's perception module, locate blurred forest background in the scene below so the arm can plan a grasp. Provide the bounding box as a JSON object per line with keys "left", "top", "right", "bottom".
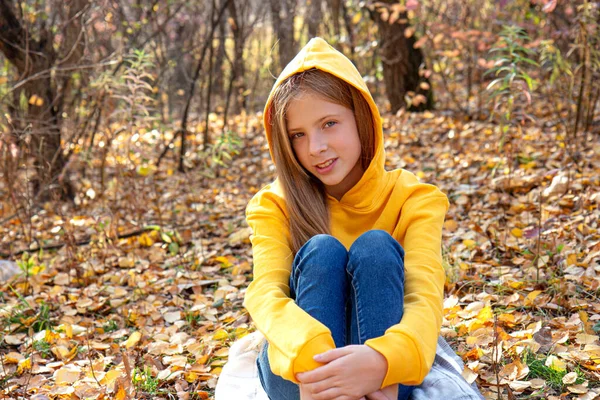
{"left": 1, "top": 0, "right": 600, "bottom": 399}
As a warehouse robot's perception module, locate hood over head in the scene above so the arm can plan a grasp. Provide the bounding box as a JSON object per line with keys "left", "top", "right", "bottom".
{"left": 263, "top": 37, "right": 386, "bottom": 204}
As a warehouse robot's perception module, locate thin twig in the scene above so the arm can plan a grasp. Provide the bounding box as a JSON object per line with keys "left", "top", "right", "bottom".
{"left": 0, "top": 221, "right": 206, "bottom": 258}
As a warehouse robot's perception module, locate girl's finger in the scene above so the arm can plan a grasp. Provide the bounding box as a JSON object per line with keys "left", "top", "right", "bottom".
{"left": 365, "top": 391, "right": 389, "bottom": 400}
{"left": 304, "top": 377, "right": 336, "bottom": 396}
{"left": 310, "top": 386, "right": 342, "bottom": 400}
{"left": 314, "top": 347, "right": 348, "bottom": 363}
{"left": 296, "top": 364, "right": 337, "bottom": 384}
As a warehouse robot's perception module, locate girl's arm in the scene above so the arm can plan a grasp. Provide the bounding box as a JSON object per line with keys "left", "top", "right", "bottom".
{"left": 245, "top": 187, "right": 336, "bottom": 383}
{"left": 364, "top": 184, "right": 449, "bottom": 387}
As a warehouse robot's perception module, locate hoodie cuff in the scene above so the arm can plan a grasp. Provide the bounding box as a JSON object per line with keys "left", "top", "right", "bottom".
{"left": 365, "top": 332, "right": 427, "bottom": 387}
{"left": 291, "top": 333, "right": 336, "bottom": 383}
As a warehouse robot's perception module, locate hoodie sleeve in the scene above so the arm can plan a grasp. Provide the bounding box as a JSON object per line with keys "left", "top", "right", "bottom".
{"left": 364, "top": 184, "right": 449, "bottom": 387}
{"left": 243, "top": 187, "right": 336, "bottom": 383}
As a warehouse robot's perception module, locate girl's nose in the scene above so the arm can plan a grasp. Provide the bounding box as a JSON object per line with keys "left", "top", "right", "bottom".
{"left": 308, "top": 132, "right": 327, "bottom": 156}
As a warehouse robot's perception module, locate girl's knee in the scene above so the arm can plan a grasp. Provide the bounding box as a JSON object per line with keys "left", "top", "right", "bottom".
{"left": 347, "top": 230, "right": 405, "bottom": 274}
{"left": 305, "top": 233, "right": 344, "bottom": 247}
{"left": 350, "top": 230, "right": 404, "bottom": 256}
{"left": 294, "top": 234, "right": 348, "bottom": 276}
{"left": 301, "top": 234, "right": 347, "bottom": 259}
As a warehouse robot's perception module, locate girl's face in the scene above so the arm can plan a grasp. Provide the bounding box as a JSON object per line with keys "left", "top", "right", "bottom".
{"left": 286, "top": 92, "right": 364, "bottom": 200}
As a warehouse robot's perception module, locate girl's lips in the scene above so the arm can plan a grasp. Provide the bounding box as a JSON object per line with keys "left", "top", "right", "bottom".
{"left": 315, "top": 158, "right": 338, "bottom": 174}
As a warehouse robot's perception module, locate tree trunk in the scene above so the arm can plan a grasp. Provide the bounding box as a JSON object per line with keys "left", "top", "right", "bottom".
{"left": 368, "top": 1, "right": 433, "bottom": 113}
{"left": 340, "top": 0, "right": 356, "bottom": 63}
{"left": 228, "top": 0, "right": 247, "bottom": 114}
{"left": 330, "top": 0, "right": 341, "bottom": 39}
{"left": 0, "top": 0, "right": 85, "bottom": 200}
{"left": 307, "top": 0, "right": 321, "bottom": 38}
{"left": 269, "top": 0, "right": 297, "bottom": 70}
{"left": 213, "top": 2, "right": 227, "bottom": 103}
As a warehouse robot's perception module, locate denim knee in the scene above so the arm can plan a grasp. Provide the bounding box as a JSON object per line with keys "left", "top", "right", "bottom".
{"left": 293, "top": 234, "right": 348, "bottom": 278}
{"left": 304, "top": 234, "right": 347, "bottom": 253}
{"left": 347, "top": 230, "right": 405, "bottom": 275}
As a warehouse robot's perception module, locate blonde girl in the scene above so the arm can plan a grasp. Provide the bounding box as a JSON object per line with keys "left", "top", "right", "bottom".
{"left": 244, "top": 38, "right": 481, "bottom": 400}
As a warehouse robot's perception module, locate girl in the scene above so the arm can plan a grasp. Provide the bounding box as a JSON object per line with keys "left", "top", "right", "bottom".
{"left": 244, "top": 37, "right": 480, "bottom": 400}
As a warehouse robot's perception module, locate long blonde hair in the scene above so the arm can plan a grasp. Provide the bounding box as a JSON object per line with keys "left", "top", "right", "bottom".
{"left": 268, "top": 68, "right": 375, "bottom": 254}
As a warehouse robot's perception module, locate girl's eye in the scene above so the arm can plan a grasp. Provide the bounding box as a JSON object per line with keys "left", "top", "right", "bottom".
{"left": 324, "top": 121, "right": 337, "bottom": 129}
{"left": 290, "top": 132, "right": 304, "bottom": 140}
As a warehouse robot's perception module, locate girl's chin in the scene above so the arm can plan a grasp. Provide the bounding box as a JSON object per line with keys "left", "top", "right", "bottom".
{"left": 323, "top": 178, "right": 346, "bottom": 190}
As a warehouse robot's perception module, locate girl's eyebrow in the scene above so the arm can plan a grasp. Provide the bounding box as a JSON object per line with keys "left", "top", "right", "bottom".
{"left": 288, "top": 114, "right": 339, "bottom": 132}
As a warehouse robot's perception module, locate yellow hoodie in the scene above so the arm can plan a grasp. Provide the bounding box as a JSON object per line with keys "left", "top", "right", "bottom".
{"left": 244, "top": 38, "right": 449, "bottom": 388}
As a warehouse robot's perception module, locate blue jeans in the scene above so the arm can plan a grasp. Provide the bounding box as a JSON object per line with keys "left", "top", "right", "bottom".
{"left": 257, "top": 230, "right": 415, "bottom": 400}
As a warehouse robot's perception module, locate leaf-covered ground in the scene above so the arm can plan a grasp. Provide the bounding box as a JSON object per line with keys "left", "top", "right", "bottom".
{"left": 1, "top": 110, "right": 600, "bottom": 399}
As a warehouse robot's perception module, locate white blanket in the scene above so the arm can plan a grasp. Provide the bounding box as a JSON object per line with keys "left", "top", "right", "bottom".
{"left": 215, "top": 331, "right": 484, "bottom": 400}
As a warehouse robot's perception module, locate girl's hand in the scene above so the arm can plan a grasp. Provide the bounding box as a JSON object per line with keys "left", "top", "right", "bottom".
{"left": 366, "top": 391, "right": 394, "bottom": 400}
{"left": 296, "top": 345, "right": 388, "bottom": 400}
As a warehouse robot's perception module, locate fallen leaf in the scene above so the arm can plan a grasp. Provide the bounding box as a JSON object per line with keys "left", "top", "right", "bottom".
{"left": 562, "top": 371, "right": 578, "bottom": 384}
{"left": 124, "top": 331, "right": 142, "bottom": 348}
{"left": 545, "top": 355, "right": 566, "bottom": 372}
{"left": 55, "top": 365, "right": 81, "bottom": 384}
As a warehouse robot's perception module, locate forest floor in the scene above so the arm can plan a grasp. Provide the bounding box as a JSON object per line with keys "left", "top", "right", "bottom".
{"left": 1, "top": 108, "right": 600, "bottom": 399}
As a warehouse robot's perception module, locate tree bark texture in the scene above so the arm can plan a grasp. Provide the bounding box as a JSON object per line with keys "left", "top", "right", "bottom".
{"left": 330, "top": 0, "right": 341, "bottom": 38}
{"left": 213, "top": 3, "right": 227, "bottom": 102}
{"left": 0, "top": 0, "right": 86, "bottom": 200}
{"left": 269, "top": 0, "right": 297, "bottom": 71}
{"left": 369, "top": 1, "right": 433, "bottom": 113}
{"left": 307, "top": 0, "right": 321, "bottom": 38}
{"left": 228, "top": 0, "right": 247, "bottom": 114}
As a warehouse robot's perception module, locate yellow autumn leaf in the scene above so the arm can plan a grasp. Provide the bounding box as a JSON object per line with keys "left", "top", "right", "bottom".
{"left": 567, "top": 253, "right": 578, "bottom": 266}
{"left": 136, "top": 165, "right": 154, "bottom": 176}
{"left": 464, "top": 347, "right": 484, "bottom": 360}
{"left": 476, "top": 306, "right": 493, "bottom": 323}
{"left": 511, "top": 228, "right": 523, "bottom": 238}
{"left": 100, "top": 368, "right": 122, "bottom": 385}
{"left": 5, "top": 352, "right": 23, "bottom": 364}
{"left": 214, "top": 256, "right": 232, "bottom": 267}
{"left": 498, "top": 313, "right": 516, "bottom": 326}
{"left": 196, "top": 354, "right": 209, "bottom": 365}
{"left": 138, "top": 233, "right": 154, "bottom": 247}
{"left": 213, "top": 329, "right": 229, "bottom": 341}
{"left": 463, "top": 239, "right": 476, "bottom": 249}
{"left": 17, "top": 358, "right": 31, "bottom": 374}
{"left": 115, "top": 384, "right": 127, "bottom": 400}
{"left": 233, "top": 326, "right": 248, "bottom": 338}
{"left": 525, "top": 290, "right": 542, "bottom": 306}
{"left": 545, "top": 355, "right": 566, "bottom": 372}
{"left": 52, "top": 344, "right": 78, "bottom": 361}
{"left": 467, "top": 321, "right": 486, "bottom": 333}
{"left": 30, "top": 264, "right": 45, "bottom": 275}
{"left": 62, "top": 323, "right": 73, "bottom": 339}
{"left": 44, "top": 329, "right": 60, "bottom": 344}
{"left": 124, "top": 331, "right": 142, "bottom": 348}
{"left": 508, "top": 281, "right": 525, "bottom": 289}
{"left": 184, "top": 371, "right": 198, "bottom": 382}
